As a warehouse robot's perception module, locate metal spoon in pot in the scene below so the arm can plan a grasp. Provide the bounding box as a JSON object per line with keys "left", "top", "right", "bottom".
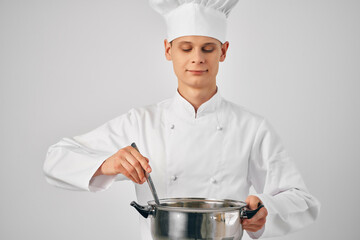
{"left": 131, "top": 142, "right": 160, "bottom": 205}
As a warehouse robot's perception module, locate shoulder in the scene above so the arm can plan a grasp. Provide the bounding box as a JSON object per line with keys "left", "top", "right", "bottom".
{"left": 116, "top": 98, "right": 172, "bottom": 128}
{"left": 221, "top": 97, "right": 265, "bottom": 125}
{"left": 220, "top": 98, "right": 280, "bottom": 144}
{"left": 221, "top": 99, "right": 282, "bottom": 141}
{"left": 130, "top": 97, "right": 172, "bottom": 116}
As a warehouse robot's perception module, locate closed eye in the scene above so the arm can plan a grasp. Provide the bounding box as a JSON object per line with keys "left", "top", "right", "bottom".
{"left": 203, "top": 48, "right": 214, "bottom": 53}
{"left": 181, "top": 48, "right": 214, "bottom": 53}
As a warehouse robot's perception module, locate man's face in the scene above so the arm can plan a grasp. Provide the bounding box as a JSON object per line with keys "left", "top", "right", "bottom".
{"left": 164, "top": 36, "right": 229, "bottom": 90}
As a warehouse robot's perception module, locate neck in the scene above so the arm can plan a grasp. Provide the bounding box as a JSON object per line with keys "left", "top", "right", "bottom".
{"left": 177, "top": 84, "right": 217, "bottom": 112}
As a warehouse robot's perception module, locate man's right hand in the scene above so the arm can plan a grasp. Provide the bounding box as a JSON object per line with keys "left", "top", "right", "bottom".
{"left": 93, "top": 146, "right": 152, "bottom": 184}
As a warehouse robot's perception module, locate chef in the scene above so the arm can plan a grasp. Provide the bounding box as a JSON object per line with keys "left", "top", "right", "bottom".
{"left": 43, "top": 0, "right": 320, "bottom": 239}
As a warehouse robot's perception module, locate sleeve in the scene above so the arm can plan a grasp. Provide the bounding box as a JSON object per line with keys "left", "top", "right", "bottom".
{"left": 247, "top": 119, "right": 321, "bottom": 239}
{"left": 43, "top": 109, "right": 139, "bottom": 192}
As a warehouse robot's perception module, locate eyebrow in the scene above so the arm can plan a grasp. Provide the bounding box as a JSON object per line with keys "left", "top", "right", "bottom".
{"left": 177, "top": 41, "right": 217, "bottom": 46}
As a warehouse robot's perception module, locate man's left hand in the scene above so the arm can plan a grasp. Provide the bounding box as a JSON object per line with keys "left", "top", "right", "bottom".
{"left": 242, "top": 195, "right": 268, "bottom": 232}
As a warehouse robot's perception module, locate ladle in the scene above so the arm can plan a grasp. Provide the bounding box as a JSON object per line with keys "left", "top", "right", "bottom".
{"left": 131, "top": 142, "right": 160, "bottom": 205}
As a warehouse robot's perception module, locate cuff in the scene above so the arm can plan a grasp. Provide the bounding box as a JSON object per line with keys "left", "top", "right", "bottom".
{"left": 247, "top": 225, "right": 265, "bottom": 239}
{"left": 89, "top": 174, "right": 117, "bottom": 192}
{"left": 88, "top": 157, "right": 116, "bottom": 192}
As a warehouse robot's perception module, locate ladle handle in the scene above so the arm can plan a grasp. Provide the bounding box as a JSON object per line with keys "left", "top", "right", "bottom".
{"left": 131, "top": 142, "right": 161, "bottom": 205}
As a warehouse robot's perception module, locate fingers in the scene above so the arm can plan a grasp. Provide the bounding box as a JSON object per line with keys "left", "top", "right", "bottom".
{"left": 242, "top": 207, "right": 268, "bottom": 232}
{"left": 125, "top": 151, "right": 146, "bottom": 182}
{"left": 245, "top": 195, "right": 261, "bottom": 210}
{"left": 119, "top": 167, "right": 138, "bottom": 183}
{"left": 121, "top": 158, "right": 143, "bottom": 184}
{"left": 99, "top": 146, "right": 152, "bottom": 184}
{"left": 242, "top": 195, "right": 268, "bottom": 232}
{"left": 113, "top": 146, "right": 152, "bottom": 184}
{"left": 130, "top": 147, "right": 152, "bottom": 173}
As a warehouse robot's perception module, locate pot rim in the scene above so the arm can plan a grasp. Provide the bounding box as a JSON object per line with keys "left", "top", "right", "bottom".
{"left": 147, "top": 197, "right": 247, "bottom": 213}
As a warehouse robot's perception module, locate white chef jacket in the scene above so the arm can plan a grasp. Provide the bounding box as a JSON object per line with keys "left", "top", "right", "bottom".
{"left": 43, "top": 89, "right": 320, "bottom": 240}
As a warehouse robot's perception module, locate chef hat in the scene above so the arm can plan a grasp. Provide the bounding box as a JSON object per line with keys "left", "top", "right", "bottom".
{"left": 149, "top": 0, "right": 239, "bottom": 43}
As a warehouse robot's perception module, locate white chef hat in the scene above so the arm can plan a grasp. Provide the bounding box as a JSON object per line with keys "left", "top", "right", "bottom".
{"left": 149, "top": 0, "right": 239, "bottom": 43}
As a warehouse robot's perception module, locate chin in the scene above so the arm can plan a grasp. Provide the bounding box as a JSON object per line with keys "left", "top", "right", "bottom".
{"left": 182, "top": 78, "right": 214, "bottom": 89}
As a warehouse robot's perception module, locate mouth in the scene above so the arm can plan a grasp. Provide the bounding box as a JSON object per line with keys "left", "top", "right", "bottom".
{"left": 187, "top": 70, "right": 208, "bottom": 74}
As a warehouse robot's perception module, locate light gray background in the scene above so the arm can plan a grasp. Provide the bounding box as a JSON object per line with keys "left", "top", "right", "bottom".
{"left": 1, "top": 0, "right": 359, "bottom": 239}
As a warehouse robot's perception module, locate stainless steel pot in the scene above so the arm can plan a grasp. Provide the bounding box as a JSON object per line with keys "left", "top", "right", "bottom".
{"left": 131, "top": 198, "right": 264, "bottom": 240}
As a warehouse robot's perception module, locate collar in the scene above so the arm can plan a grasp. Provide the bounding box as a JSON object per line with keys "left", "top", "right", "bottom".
{"left": 171, "top": 88, "right": 222, "bottom": 119}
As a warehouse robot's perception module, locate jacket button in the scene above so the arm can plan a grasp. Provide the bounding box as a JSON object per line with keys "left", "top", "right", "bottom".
{"left": 216, "top": 126, "right": 223, "bottom": 131}
{"left": 171, "top": 175, "right": 177, "bottom": 181}
{"left": 170, "top": 124, "right": 175, "bottom": 129}
{"left": 210, "top": 178, "right": 217, "bottom": 184}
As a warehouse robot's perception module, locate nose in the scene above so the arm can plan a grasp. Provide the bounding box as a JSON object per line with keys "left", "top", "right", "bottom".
{"left": 191, "top": 48, "right": 205, "bottom": 64}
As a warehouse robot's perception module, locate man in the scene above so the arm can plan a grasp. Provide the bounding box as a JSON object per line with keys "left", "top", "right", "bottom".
{"left": 43, "top": 1, "right": 320, "bottom": 239}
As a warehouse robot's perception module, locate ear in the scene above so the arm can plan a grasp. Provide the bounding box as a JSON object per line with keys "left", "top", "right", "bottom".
{"left": 164, "top": 39, "right": 172, "bottom": 61}
{"left": 219, "top": 41, "right": 229, "bottom": 62}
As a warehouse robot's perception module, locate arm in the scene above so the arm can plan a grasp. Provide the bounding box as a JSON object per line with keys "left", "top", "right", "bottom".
{"left": 247, "top": 119, "right": 320, "bottom": 238}
{"left": 43, "top": 109, "right": 148, "bottom": 192}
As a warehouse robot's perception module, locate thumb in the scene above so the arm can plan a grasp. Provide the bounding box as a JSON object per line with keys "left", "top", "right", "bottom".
{"left": 245, "top": 195, "right": 261, "bottom": 210}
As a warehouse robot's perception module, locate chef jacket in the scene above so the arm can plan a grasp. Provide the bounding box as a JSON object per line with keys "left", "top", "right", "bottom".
{"left": 43, "top": 89, "right": 320, "bottom": 240}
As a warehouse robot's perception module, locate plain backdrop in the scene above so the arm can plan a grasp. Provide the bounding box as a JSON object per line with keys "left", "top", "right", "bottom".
{"left": 1, "top": 0, "right": 359, "bottom": 239}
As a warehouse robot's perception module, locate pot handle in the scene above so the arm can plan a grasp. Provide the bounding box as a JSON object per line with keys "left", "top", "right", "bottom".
{"left": 130, "top": 201, "right": 154, "bottom": 219}
{"left": 241, "top": 204, "right": 265, "bottom": 219}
